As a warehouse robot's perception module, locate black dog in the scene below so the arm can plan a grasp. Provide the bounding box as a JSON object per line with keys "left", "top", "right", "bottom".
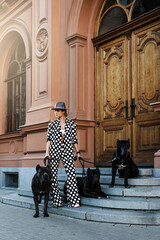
{"left": 64, "top": 168, "right": 107, "bottom": 198}
{"left": 110, "top": 139, "right": 139, "bottom": 188}
{"left": 31, "top": 164, "right": 51, "bottom": 218}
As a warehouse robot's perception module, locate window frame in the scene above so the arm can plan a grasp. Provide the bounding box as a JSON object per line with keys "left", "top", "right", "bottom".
{"left": 6, "top": 71, "right": 26, "bottom": 133}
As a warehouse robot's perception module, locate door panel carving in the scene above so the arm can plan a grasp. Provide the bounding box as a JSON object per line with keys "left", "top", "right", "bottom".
{"left": 137, "top": 124, "right": 160, "bottom": 149}
{"left": 103, "top": 45, "right": 124, "bottom": 118}
{"left": 137, "top": 31, "right": 160, "bottom": 109}
{"left": 132, "top": 21, "right": 160, "bottom": 163}
{"left": 95, "top": 36, "right": 129, "bottom": 164}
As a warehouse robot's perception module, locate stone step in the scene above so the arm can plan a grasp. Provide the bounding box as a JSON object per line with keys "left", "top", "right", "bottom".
{"left": 61, "top": 183, "right": 160, "bottom": 198}
{"left": 98, "top": 168, "right": 153, "bottom": 177}
{"left": 100, "top": 176, "right": 160, "bottom": 186}
{"left": 58, "top": 174, "right": 160, "bottom": 186}
{"left": 18, "top": 185, "right": 160, "bottom": 202}
{"left": 59, "top": 168, "right": 153, "bottom": 178}
{"left": 18, "top": 183, "right": 160, "bottom": 200}
{"left": 1, "top": 191, "right": 160, "bottom": 225}
{"left": 101, "top": 186, "right": 160, "bottom": 197}
{"left": 84, "top": 207, "right": 160, "bottom": 225}
{"left": 80, "top": 196, "right": 160, "bottom": 210}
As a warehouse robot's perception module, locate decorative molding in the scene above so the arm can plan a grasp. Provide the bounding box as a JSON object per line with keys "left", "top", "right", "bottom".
{"left": 0, "top": 19, "right": 32, "bottom": 59}
{"left": 137, "top": 31, "right": 160, "bottom": 51}
{"left": 150, "top": 102, "right": 160, "bottom": 112}
{"left": 36, "top": 22, "right": 48, "bottom": 62}
{"left": 9, "top": 140, "right": 17, "bottom": 154}
{"left": 104, "top": 46, "right": 123, "bottom": 65}
{"left": 93, "top": 8, "right": 160, "bottom": 46}
{"left": 66, "top": 33, "right": 87, "bottom": 44}
{"left": 24, "top": 57, "right": 32, "bottom": 67}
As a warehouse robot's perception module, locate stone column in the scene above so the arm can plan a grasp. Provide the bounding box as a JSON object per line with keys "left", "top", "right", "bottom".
{"left": 26, "top": 0, "right": 51, "bottom": 125}
{"left": 66, "top": 33, "right": 95, "bottom": 165}
{"left": 66, "top": 33, "right": 87, "bottom": 119}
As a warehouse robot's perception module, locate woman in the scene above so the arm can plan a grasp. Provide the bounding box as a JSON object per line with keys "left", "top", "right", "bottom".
{"left": 45, "top": 102, "right": 80, "bottom": 208}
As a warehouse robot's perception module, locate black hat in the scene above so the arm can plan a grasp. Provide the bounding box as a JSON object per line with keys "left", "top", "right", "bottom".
{"left": 51, "top": 102, "right": 68, "bottom": 110}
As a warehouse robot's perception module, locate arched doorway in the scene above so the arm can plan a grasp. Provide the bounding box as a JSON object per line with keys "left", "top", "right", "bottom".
{"left": 0, "top": 20, "right": 31, "bottom": 135}
{"left": 6, "top": 36, "right": 26, "bottom": 133}
{"left": 93, "top": 0, "right": 160, "bottom": 167}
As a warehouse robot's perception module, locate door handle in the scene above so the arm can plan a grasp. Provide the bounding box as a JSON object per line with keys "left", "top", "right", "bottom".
{"left": 121, "top": 100, "right": 128, "bottom": 119}
{"left": 130, "top": 98, "right": 136, "bottom": 119}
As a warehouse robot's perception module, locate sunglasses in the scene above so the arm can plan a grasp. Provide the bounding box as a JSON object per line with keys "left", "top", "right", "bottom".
{"left": 55, "top": 109, "right": 65, "bottom": 112}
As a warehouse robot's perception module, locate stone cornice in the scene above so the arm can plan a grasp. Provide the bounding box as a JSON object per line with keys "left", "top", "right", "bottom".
{"left": 66, "top": 33, "right": 87, "bottom": 43}
{"left": 0, "top": 121, "right": 49, "bottom": 140}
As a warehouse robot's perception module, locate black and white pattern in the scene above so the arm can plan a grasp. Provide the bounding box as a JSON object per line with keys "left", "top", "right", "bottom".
{"left": 47, "top": 118, "right": 80, "bottom": 207}
{"left": 47, "top": 118, "right": 78, "bottom": 160}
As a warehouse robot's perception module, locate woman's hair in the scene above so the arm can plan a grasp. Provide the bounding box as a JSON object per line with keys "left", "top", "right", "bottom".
{"left": 62, "top": 110, "right": 68, "bottom": 117}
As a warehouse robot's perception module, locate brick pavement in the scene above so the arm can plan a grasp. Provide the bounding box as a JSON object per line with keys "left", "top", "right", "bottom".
{"left": 0, "top": 202, "right": 160, "bottom": 240}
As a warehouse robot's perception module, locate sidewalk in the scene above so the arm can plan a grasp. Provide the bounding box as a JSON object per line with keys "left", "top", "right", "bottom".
{"left": 0, "top": 189, "right": 160, "bottom": 240}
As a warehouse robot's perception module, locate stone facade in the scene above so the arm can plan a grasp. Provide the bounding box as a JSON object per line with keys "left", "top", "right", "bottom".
{"left": 0, "top": 0, "right": 100, "bottom": 190}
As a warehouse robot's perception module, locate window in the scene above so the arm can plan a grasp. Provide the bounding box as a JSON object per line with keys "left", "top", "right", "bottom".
{"left": 97, "top": 0, "right": 160, "bottom": 36}
{"left": 5, "top": 173, "right": 18, "bottom": 188}
{"left": 6, "top": 42, "right": 26, "bottom": 132}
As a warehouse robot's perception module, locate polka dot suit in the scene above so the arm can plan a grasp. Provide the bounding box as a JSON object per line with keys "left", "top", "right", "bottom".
{"left": 47, "top": 118, "right": 80, "bottom": 207}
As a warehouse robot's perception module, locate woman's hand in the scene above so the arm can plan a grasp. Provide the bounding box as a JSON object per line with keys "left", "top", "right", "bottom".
{"left": 76, "top": 151, "right": 80, "bottom": 160}
{"left": 73, "top": 151, "right": 80, "bottom": 161}
{"left": 44, "top": 141, "right": 51, "bottom": 165}
{"left": 44, "top": 154, "right": 49, "bottom": 166}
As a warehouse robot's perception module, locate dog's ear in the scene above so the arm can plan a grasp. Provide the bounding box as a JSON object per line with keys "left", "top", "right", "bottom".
{"left": 96, "top": 167, "right": 100, "bottom": 174}
{"left": 87, "top": 168, "right": 91, "bottom": 173}
{"left": 47, "top": 164, "right": 51, "bottom": 171}
{"left": 36, "top": 164, "right": 41, "bottom": 172}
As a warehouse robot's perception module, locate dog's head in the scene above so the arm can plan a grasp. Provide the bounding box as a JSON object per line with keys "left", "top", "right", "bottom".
{"left": 87, "top": 168, "right": 100, "bottom": 187}
{"left": 36, "top": 164, "right": 51, "bottom": 184}
{"left": 117, "top": 139, "right": 130, "bottom": 158}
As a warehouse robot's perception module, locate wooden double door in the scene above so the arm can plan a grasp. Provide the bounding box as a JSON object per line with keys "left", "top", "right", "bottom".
{"left": 95, "top": 20, "right": 160, "bottom": 166}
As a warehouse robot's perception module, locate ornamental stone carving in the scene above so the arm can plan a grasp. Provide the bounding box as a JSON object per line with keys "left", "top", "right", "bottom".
{"left": 36, "top": 23, "right": 48, "bottom": 61}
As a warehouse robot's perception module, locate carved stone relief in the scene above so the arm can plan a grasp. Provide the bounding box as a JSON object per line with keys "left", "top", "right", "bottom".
{"left": 36, "top": 23, "right": 48, "bottom": 61}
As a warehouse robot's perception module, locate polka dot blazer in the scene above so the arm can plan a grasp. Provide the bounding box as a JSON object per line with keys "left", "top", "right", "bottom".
{"left": 47, "top": 118, "right": 78, "bottom": 160}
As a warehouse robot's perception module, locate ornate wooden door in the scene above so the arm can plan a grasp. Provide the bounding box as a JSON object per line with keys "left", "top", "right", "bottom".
{"left": 131, "top": 21, "right": 160, "bottom": 165}
{"left": 95, "top": 20, "right": 160, "bottom": 167}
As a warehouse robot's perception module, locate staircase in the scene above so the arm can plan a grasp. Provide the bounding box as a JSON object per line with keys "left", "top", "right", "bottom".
{"left": 57, "top": 167, "right": 160, "bottom": 225}
{"left": 1, "top": 167, "right": 160, "bottom": 225}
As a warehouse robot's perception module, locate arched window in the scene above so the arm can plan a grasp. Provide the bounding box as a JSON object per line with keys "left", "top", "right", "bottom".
{"left": 6, "top": 41, "right": 26, "bottom": 132}
{"left": 97, "top": 0, "right": 160, "bottom": 36}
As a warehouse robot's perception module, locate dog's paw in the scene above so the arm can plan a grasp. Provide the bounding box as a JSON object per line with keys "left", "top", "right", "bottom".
{"left": 125, "top": 185, "right": 130, "bottom": 189}
{"left": 43, "top": 213, "right": 49, "bottom": 217}
{"left": 33, "top": 213, "right": 39, "bottom": 218}
{"left": 106, "top": 195, "right": 110, "bottom": 199}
